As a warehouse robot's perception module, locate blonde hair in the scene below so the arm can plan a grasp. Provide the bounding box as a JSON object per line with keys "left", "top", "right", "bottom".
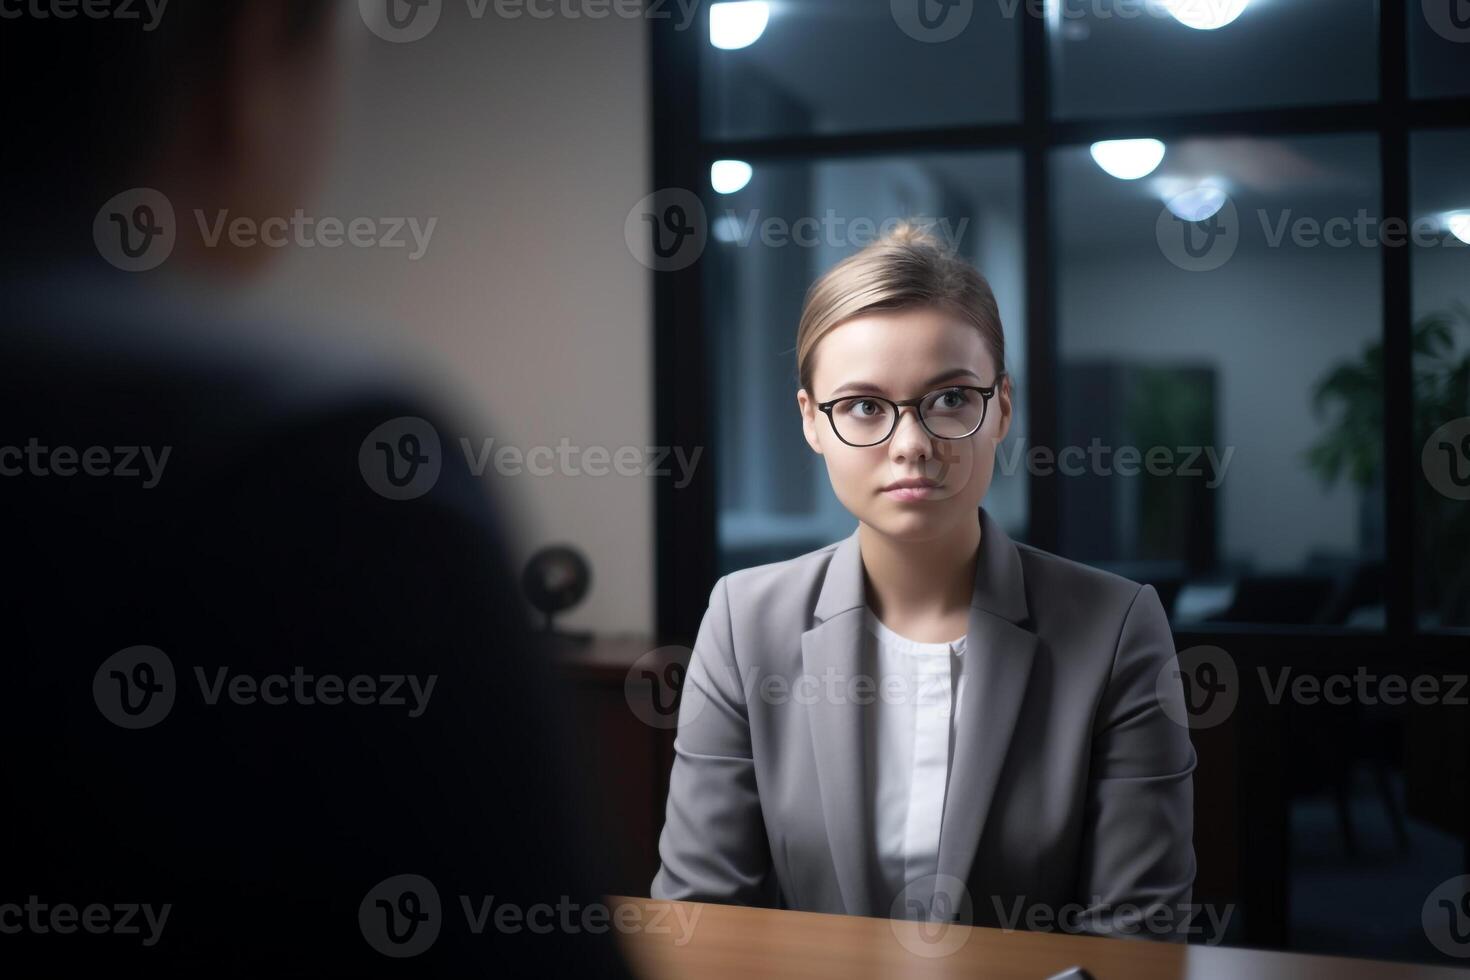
{"left": 795, "top": 220, "right": 1006, "bottom": 398}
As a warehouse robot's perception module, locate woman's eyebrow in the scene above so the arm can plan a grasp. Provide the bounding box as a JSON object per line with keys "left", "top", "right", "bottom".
{"left": 827, "top": 368, "right": 982, "bottom": 398}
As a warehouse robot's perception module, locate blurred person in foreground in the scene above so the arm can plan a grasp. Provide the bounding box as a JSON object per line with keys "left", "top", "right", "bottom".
{"left": 0, "top": 3, "right": 631, "bottom": 974}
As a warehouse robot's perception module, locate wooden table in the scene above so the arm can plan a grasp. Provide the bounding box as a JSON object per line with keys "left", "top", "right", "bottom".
{"left": 612, "top": 896, "right": 1470, "bottom": 979}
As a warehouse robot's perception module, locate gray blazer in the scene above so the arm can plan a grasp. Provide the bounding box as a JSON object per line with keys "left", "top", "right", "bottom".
{"left": 651, "top": 506, "right": 1197, "bottom": 940}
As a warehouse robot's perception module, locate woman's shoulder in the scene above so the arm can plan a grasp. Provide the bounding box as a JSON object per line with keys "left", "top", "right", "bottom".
{"left": 1011, "top": 540, "right": 1161, "bottom": 628}
{"left": 720, "top": 536, "right": 847, "bottom": 597}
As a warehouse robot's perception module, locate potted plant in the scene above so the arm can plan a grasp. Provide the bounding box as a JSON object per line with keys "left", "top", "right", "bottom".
{"left": 1304, "top": 301, "right": 1470, "bottom": 627}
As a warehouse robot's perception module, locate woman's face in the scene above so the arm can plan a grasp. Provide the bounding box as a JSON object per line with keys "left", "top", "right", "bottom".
{"left": 797, "top": 307, "right": 1012, "bottom": 543}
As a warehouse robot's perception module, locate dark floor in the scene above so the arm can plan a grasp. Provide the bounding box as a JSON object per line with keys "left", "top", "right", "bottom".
{"left": 1289, "top": 771, "right": 1468, "bottom": 966}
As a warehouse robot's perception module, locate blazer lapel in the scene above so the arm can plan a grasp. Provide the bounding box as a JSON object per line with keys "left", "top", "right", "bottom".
{"left": 800, "top": 526, "right": 875, "bottom": 916}
{"left": 933, "top": 506, "right": 1037, "bottom": 915}
{"left": 800, "top": 507, "right": 1037, "bottom": 919}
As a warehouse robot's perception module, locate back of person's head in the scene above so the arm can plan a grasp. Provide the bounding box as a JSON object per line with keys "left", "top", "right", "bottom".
{"left": 1, "top": 0, "right": 339, "bottom": 264}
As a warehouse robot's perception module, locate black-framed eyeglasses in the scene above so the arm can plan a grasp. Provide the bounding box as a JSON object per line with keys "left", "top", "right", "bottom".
{"left": 816, "top": 373, "right": 1006, "bottom": 448}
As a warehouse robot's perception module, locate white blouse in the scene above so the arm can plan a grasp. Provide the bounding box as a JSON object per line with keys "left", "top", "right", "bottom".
{"left": 862, "top": 607, "right": 968, "bottom": 916}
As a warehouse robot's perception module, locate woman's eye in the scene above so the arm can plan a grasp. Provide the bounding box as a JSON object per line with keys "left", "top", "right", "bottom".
{"left": 852, "top": 400, "right": 880, "bottom": 417}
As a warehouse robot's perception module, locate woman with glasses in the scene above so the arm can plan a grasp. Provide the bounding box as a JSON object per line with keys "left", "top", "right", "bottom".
{"left": 652, "top": 222, "right": 1197, "bottom": 942}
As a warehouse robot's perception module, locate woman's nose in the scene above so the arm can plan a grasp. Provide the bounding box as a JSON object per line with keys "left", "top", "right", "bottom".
{"left": 888, "top": 406, "right": 934, "bottom": 460}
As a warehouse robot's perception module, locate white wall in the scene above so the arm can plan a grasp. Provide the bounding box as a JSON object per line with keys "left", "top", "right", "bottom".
{"left": 257, "top": 5, "right": 653, "bottom": 634}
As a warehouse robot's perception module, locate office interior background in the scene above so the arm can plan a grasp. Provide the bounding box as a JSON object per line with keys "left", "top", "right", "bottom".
{"left": 238, "top": 0, "right": 1470, "bottom": 967}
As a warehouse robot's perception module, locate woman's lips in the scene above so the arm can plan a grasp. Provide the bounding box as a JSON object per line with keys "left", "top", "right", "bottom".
{"left": 883, "top": 485, "right": 939, "bottom": 502}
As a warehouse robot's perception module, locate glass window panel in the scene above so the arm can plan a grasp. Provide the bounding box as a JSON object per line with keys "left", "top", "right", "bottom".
{"left": 1051, "top": 0, "right": 1377, "bottom": 120}
{"left": 701, "top": 0, "right": 1020, "bottom": 140}
{"left": 1053, "top": 133, "right": 1384, "bottom": 627}
{"left": 1410, "top": 128, "right": 1470, "bottom": 632}
{"left": 705, "top": 152, "right": 1027, "bottom": 576}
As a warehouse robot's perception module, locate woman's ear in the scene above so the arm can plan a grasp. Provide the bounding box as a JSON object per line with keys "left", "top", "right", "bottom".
{"left": 993, "top": 374, "right": 1014, "bottom": 443}
{"left": 797, "top": 389, "right": 824, "bottom": 455}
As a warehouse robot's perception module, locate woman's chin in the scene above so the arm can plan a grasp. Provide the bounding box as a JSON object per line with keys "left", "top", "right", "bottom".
{"left": 864, "top": 506, "right": 964, "bottom": 541}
